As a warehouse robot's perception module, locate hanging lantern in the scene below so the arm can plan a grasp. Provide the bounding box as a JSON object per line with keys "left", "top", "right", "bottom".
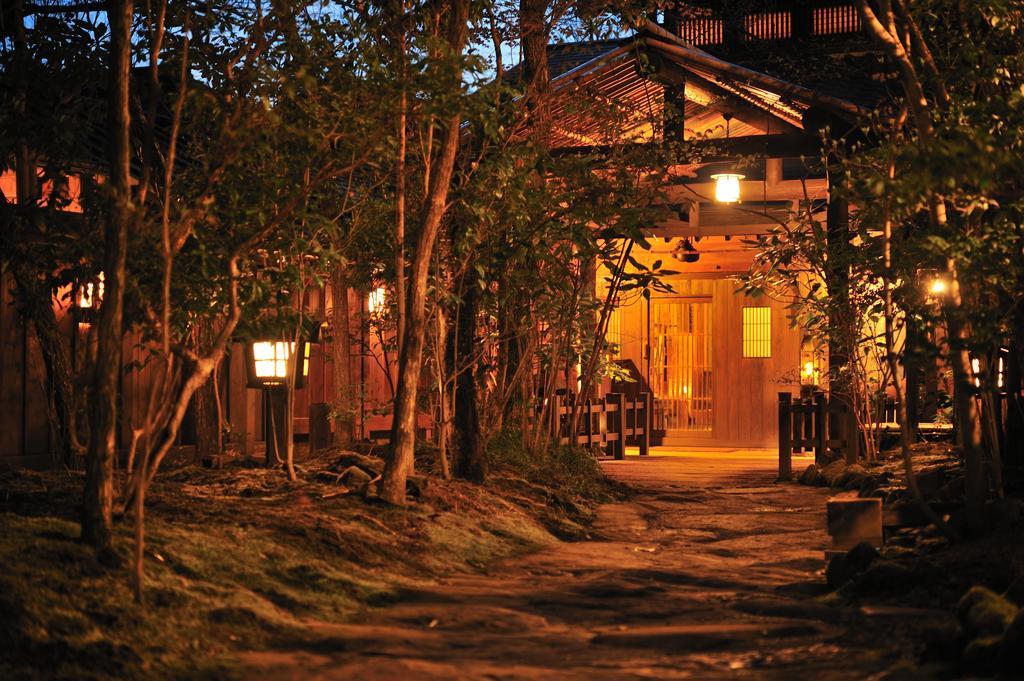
{"left": 711, "top": 113, "right": 743, "bottom": 204}
{"left": 245, "top": 339, "right": 310, "bottom": 389}
{"left": 671, "top": 237, "right": 700, "bottom": 263}
{"left": 711, "top": 173, "right": 744, "bottom": 204}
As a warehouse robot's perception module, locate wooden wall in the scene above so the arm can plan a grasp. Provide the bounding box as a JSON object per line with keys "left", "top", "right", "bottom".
{"left": 0, "top": 273, "right": 401, "bottom": 468}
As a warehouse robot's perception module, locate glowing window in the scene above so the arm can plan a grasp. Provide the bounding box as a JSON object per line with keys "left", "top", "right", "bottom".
{"left": 742, "top": 307, "right": 772, "bottom": 358}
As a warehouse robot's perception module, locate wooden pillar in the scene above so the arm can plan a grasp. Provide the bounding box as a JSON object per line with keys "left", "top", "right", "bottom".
{"left": 778, "top": 392, "right": 792, "bottom": 481}
{"left": 227, "top": 344, "right": 257, "bottom": 456}
{"left": 814, "top": 391, "right": 827, "bottom": 464}
{"left": 265, "top": 388, "right": 288, "bottom": 467}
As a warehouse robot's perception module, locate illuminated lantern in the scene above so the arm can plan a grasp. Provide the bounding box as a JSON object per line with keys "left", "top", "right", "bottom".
{"left": 927, "top": 276, "right": 948, "bottom": 297}
{"left": 73, "top": 272, "right": 105, "bottom": 324}
{"left": 368, "top": 286, "right": 386, "bottom": 314}
{"left": 711, "top": 113, "right": 743, "bottom": 204}
{"left": 711, "top": 173, "right": 744, "bottom": 204}
{"left": 245, "top": 339, "right": 310, "bottom": 389}
{"left": 799, "top": 342, "right": 820, "bottom": 389}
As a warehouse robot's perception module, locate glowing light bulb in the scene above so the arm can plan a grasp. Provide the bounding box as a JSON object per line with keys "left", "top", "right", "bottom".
{"left": 711, "top": 173, "right": 744, "bottom": 203}
{"left": 928, "top": 278, "right": 948, "bottom": 296}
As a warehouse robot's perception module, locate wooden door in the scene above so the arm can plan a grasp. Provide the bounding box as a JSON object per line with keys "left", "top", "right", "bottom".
{"left": 650, "top": 298, "right": 713, "bottom": 434}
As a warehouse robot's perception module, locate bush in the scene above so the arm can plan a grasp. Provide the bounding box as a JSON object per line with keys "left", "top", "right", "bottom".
{"left": 486, "top": 430, "right": 626, "bottom": 504}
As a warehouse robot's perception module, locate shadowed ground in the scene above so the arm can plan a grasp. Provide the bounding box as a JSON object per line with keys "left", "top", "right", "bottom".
{"left": 240, "top": 449, "right": 941, "bottom": 679}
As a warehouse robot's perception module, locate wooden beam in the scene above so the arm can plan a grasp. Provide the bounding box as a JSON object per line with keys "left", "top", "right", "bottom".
{"left": 663, "top": 177, "right": 829, "bottom": 203}
{"left": 552, "top": 132, "right": 826, "bottom": 160}
{"left": 641, "top": 20, "right": 869, "bottom": 120}
{"left": 652, "top": 58, "right": 802, "bottom": 134}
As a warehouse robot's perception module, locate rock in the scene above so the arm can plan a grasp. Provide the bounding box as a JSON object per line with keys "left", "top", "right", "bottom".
{"left": 843, "top": 475, "right": 867, "bottom": 491}
{"left": 820, "top": 460, "right": 848, "bottom": 487}
{"left": 961, "top": 636, "right": 1002, "bottom": 677}
{"left": 339, "top": 465, "right": 373, "bottom": 492}
{"left": 799, "top": 464, "right": 820, "bottom": 485}
{"left": 919, "top": 619, "right": 964, "bottom": 664}
{"left": 989, "top": 498, "right": 1023, "bottom": 528}
{"left": 916, "top": 467, "right": 946, "bottom": 498}
{"left": 837, "top": 463, "right": 867, "bottom": 490}
{"left": 853, "top": 560, "right": 916, "bottom": 593}
{"left": 957, "top": 585, "right": 1019, "bottom": 638}
{"left": 405, "top": 475, "right": 429, "bottom": 499}
{"left": 937, "top": 475, "right": 964, "bottom": 502}
{"left": 826, "top": 541, "right": 878, "bottom": 589}
{"left": 858, "top": 474, "right": 881, "bottom": 497}
{"left": 1000, "top": 610, "right": 1024, "bottom": 674}
{"left": 1003, "top": 575, "right": 1024, "bottom": 608}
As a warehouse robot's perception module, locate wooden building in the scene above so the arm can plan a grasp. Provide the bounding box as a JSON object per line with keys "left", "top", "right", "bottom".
{"left": 544, "top": 2, "right": 887, "bottom": 448}
{"left": 1, "top": 1, "right": 891, "bottom": 465}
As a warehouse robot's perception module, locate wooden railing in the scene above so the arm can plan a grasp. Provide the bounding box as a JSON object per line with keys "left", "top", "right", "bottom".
{"left": 777, "top": 391, "right": 859, "bottom": 481}
{"left": 550, "top": 392, "right": 652, "bottom": 460}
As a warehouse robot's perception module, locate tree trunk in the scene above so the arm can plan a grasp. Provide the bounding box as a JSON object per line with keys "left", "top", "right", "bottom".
{"left": 83, "top": 0, "right": 134, "bottom": 553}
{"left": 9, "top": 0, "right": 79, "bottom": 470}
{"left": 331, "top": 265, "right": 356, "bottom": 444}
{"left": 519, "top": 0, "right": 550, "bottom": 132}
{"left": 453, "top": 255, "right": 485, "bottom": 482}
{"left": 192, "top": 323, "right": 220, "bottom": 462}
{"left": 945, "top": 266, "right": 989, "bottom": 535}
{"left": 826, "top": 169, "right": 856, "bottom": 462}
{"left": 381, "top": 0, "right": 469, "bottom": 505}
{"left": 11, "top": 265, "right": 79, "bottom": 468}
{"left": 1005, "top": 312, "right": 1024, "bottom": 469}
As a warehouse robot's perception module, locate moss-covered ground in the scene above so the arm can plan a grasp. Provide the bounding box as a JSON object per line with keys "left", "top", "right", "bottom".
{"left": 0, "top": 443, "right": 626, "bottom": 680}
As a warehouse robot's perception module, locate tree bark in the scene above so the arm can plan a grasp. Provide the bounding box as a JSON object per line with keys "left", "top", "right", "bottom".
{"left": 82, "top": 0, "right": 134, "bottom": 552}
{"left": 11, "top": 264, "right": 80, "bottom": 468}
{"left": 856, "top": 0, "right": 989, "bottom": 533}
{"left": 1006, "top": 312, "right": 1024, "bottom": 469}
{"left": 453, "top": 253, "right": 485, "bottom": 482}
{"left": 381, "top": 0, "right": 469, "bottom": 505}
{"left": 331, "top": 265, "right": 356, "bottom": 444}
{"left": 192, "top": 323, "right": 220, "bottom": 462}
{"left": 826, "top": 170, "right": 855, "bottom": 461}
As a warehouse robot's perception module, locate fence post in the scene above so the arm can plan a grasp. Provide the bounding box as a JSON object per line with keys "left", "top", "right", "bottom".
{"left": 778, "top": 392, "right": 793, "bottom": 481}
{"left": 640, "top": 392, "right": 651, "bottom": 456}
{"left": 813, "top": 391, "right": 827, "bottom": 464}
{"left": 792, "top": 396, "right": 804, "bottom": 454}
{"left": 549, "top": 394, "right": 561, "bottom": 445}
{"left": 585, "top": 395, "right": 593, "bottom": 448}
{"left": 803, "top": 396, "right": 814, "bottom": 449}
{"left": 607, "top": 393, "right": 625, "bottom": 460}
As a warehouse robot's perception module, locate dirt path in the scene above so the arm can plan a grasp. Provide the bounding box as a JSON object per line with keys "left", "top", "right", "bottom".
{"left": 240, "top": 452, "right": 935, "bottom": 680}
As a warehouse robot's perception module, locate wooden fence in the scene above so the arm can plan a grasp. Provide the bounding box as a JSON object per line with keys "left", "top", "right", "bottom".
{"left": 550, "top": 392, "right": 652, "bottom": 459}
{"left": 777, "top": 390, "right": 859, "bottom": 480}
